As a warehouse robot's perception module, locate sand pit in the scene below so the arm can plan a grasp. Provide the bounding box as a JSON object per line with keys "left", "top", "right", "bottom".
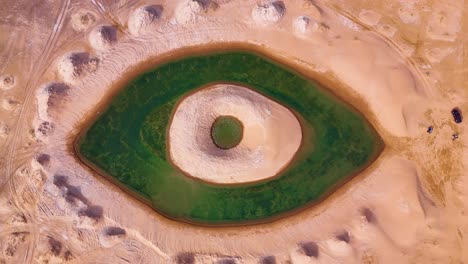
{"left": 168, "top": 84, "right": 302, "bottom": 184}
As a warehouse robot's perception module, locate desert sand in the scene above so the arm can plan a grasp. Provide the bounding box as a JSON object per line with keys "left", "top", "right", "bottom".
{"left": 0, "top": 0, "right": 467, "bottom": 263}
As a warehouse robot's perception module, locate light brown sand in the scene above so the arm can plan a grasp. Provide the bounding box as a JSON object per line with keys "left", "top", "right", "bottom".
{"left": 0, "top": 0, "right": 467, "bottom": 263}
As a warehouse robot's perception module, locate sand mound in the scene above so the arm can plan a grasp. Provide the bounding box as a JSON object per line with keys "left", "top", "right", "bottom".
{"left": 173, "top": 0, "right": 205, "bottom": 24}
{"left": 175, "top": 252, "right": 195, "bottom": 264}
{"left": 58, "top": 52, "right": 98, "bottom": 84}
{"left": 99, "top": 227, "right": 126, "bottom": 248}
{"left": 34, "top": 121, "right": 53, "bottom": 141}
{"left": 293, "top": 16, "right": 319, "bottom": 35}
{"left": 128, "top": 5, "right": 163, "bottom": 36}
{"left": 0, "top": 122, "right": 10, "bottom": 138}
{"left": 1, "top": 98, "right": 19, "bottom": 111}
{"left": 300, "top": 242, "right": 319, "bottom": 257}
{"left": 260, "top": 255, "right": 276, "bottom": 264}
{"left": 358, "top": 10, "right": 382, "bottom": 26}
{"left": 36, "top": 82, "right": 70, "bottom": 121}
{"left": 89, "top": 25, "right": 117, "bottom": 50}
{"left": 168, "top": 84, "right": 302, "bottom": 184}
{"left": 252, "top": 1, "right": 285, "bottom": 24}
{"left": 71, "top": 10, "right": 96, "bottom": 32}
{"left": 0, "top": 74, "right": 15, "bottom": 90}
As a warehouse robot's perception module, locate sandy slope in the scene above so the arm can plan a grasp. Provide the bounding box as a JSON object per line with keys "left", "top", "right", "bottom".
{"left": 0, "top": 0, "right": 466, "bottom": 263}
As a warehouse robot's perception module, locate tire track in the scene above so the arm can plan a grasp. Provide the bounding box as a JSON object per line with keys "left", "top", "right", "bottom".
{"left": 324, "top": 2, "right": 434, "bottom": 98}
{"left": 2, "top": 1, "right": 71, "bottom": 262}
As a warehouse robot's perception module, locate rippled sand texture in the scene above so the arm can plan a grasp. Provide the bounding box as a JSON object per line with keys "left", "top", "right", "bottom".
{"left": 0, "top": 0, "right": 467, "bottom": 263}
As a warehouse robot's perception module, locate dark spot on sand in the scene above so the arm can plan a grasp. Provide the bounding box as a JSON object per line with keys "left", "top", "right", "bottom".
{"left": 53, "top": 175, "right": 68, "bottom": 188}
{"left": 105, "top": 226, "right": 126, "bottom": 236}
{"left": 336, "top": 231, "right": 350, "bottom": 243}
{"left": 66, "top": 185, "right": 88, "bottom": 205}
{"left": 260, "top": 255, "right": 276, "bottom": 264}
{"left": 145, "top": 5, "right": 163, "bottom": 18}
{"left": 36, "top": 153, "right": 50, "bottom": 166}
{"left": 216, "top": 258, "right": 237, "bottom": 264}
{"left": 300, "top": 242, "right": 319, "bottom": 258}
{"left": 99, "top": 26, "right": 117, "bottom": 43}
{"left": 175, "top": 252, "right": 195, "bottom": 264}
{"left": 79, "top": 205, "right": 103, "bottom": 220}
{"left": 53, "top": 175, "right": 90, "bottom": 205}
{"left": 64, "top": 250, "right": 73, "bottom": 261}
{"left": 361, "top": 208, "right": 376, "bottom": 223}
{"left": 195, "top": 0, "right": 212, "bottom": 9}
{"left": 272, "top": 1, "right": 286, "bottom": 15}
{"left": 37, "top": 121, "right": 53, "bottom": 136}
{"left": 48, "top": 237, "right": 62, "bottom": 256}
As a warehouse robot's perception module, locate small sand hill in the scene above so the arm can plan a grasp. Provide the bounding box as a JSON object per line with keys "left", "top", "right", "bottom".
{"left": 128, "top": 5, "right": 163, "bottom": 36}
{"left": 89, "top": 25, "right": 117, "bottom": 51}
{"left": 36, "top": 82, "right": 70, "bottom": 121}
{"left": 293, "top": 16, "right": 320, "bottom": 35}
{"left": 0, "top": 75, "right": 15, "bottom": 90}
{"left": 252, "top": 1, "right": 286, "bottom": 24}
{"left": 1, "top": 98, "right": 19, "bottom": 111}
{"left": 71, "top": 10, "right": 96, "bottom": 32}
{"left": 0, "top": 121, "right": 9, "bottom": 138}
{"left": 58, "top": 52, "right": 99, "bottom": 84}
{"left": 173, "top": 0, "right": 208, "bottom": 24}
{"left": 168, "top": 84, "right": 302, "bottom": 184}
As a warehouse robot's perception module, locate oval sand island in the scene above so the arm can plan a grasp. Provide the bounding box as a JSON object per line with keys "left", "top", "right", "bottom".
{"left": 169, "top": 84, "right": 302, "bottom": 184}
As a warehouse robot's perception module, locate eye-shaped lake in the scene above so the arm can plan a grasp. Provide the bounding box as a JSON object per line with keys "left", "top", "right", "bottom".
{"left": 76, "top": 50, "right": 384, "bottom": 225}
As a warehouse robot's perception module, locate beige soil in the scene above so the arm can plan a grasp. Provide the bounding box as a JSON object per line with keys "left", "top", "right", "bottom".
{"left": 0, "top": 0, "right": 467, "bottom": 263}
{"left": 169, "top": 84, "right": 302, "bottom": 184}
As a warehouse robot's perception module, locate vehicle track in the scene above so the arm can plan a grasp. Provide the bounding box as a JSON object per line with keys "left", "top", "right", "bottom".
{"left": 2, "top": 0, "right": 71, "bottom": 262}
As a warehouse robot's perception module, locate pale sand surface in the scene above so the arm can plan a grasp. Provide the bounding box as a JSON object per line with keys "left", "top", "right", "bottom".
{"left": 0, "top": 0, "right": 467, "bottom": 263}
{"left": 169, "top": 84, "right": 302, "bottom": 184}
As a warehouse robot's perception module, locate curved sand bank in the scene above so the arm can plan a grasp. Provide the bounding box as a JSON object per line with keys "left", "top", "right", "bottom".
{"left": 169, "top": 84, "right": 302, "bottom": 184}
{"left": 0, "top": 0, "right": 466, "bottom": 263}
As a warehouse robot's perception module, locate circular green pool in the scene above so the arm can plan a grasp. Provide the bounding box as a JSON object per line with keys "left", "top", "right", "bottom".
{"left": 211, "top": 116, "right": 244, "bottom": 149}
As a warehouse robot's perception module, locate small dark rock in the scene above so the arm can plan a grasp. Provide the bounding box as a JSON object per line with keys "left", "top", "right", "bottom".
{"left": 451, "top": 108, "right": 463, "bottom": 123}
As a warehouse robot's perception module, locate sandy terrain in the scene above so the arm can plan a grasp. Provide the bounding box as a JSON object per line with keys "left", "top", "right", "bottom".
{"left": 169, "top": 84, "right": 302, "bottom": 184}
{"left": 0, "top": 0, "right": 467, "bottom": 263}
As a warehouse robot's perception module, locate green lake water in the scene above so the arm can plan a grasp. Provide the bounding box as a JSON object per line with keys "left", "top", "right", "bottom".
{"left": 77, "top": 51, "right": 384, "bottom": 225}
{"left": 211, "top": 116, "right": 244, "bottom": 149}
